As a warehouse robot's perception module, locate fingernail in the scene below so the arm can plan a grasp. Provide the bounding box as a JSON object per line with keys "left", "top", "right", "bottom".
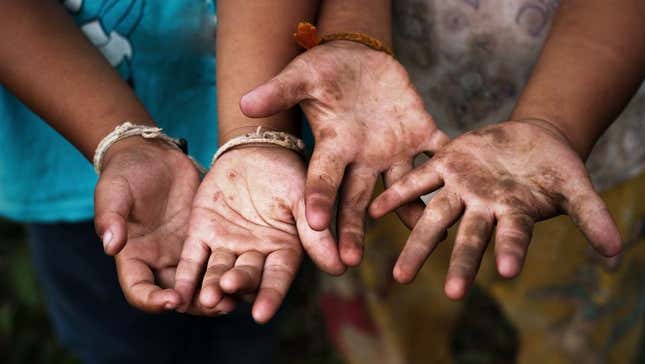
{"left": 164, "top": 301, "right": 175, "bottom": 310}
{"left": 102, "top": 230, "right": 113, "bottom": 251}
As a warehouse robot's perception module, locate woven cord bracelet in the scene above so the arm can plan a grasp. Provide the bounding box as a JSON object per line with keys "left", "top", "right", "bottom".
{"left": 93, "top": 122, "right": 206, "bottom": 175}
{"left": 210, "top": 126, "right": 306, "bottom": 168}
{"left": 293, "top": 22, "right": 394, "bottom": 57}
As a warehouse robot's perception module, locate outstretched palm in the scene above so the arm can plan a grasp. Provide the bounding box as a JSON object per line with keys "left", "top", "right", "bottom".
{"left": 241, "top": 40, "right": 448, "bottom": 267}
{"left": 94, "top": 138, "right": 201, "bottom": 313}
{"left": 174, "top": 146, "right": 341, "bottom": 323}
{"left": 371, "top": 121, "right": 622, "bottom": 299}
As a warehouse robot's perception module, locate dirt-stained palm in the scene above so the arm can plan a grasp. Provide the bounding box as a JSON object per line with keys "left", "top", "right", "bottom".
{"left": 370, "top": 120, "right": 623, "bottom": 300}
{"left": 240, "top": 40, "right": 449, "bottom": 268}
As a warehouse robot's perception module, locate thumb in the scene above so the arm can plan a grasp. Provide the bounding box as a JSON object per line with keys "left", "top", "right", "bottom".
{"left": 240, "top": 59, "right": 310, "bottom": 118}
{"left": 94, "top": 175, "right": 133, "bottom": 256}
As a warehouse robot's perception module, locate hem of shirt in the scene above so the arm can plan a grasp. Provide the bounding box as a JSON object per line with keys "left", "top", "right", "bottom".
{"left": 0, "top": 199, "right": 94, "bottom": 223}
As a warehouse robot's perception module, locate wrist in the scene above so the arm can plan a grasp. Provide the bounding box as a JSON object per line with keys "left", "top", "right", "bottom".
{"left": 213, "top": 126, "right": 306, "bottom": 167}
{"left": 101, "top": 136, "right": 180, "bottom": 170}
{"left": 218, "top": 110, "right": 301, "bottom": 145}
{"left": 317, "top": 0, "right": 392, "bottom": 49}
{"left": 511, "top": 117, "right": 584, "bottom": 157}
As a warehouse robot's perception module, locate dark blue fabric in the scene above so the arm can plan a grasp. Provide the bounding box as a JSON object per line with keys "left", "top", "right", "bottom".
{"left": 25, "top": 221, "right": 277, "bottom": 364}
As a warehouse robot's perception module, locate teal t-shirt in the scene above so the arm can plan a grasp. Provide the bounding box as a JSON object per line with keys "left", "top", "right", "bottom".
{"left": 0, "top": 0, "right": 218, "bottom": 222}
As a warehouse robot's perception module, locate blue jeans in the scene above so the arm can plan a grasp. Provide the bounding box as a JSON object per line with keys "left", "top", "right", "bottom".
{"left": 25, "top": 221, "right": 277, "bottom": 364}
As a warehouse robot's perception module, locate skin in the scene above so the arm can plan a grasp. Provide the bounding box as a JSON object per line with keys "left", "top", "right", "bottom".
{"left": 96, "top": 138, "right": 201, "bottom": 313}
{"left": 241, "top": 0, "right": 448, "bottom": 267}
{"left": 370, "top": 0, "right": 645, "bottom": 300}
{"left": 173, "top": 0, "right": 331, "bottom": 321}
{"left": 0, "top": 0, "right": 200, "bottom": 312}
{"left": 175, "top": 146, "right": 336, "bottom": 323}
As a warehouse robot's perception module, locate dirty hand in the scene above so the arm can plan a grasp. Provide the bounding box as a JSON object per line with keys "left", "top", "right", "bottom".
{"left": 370, "top": 120, "right": 622, "bottom": 300}
{"left": 174, "top": 146, "right": 341, "bottom": 323}
{"left": 240, "top": 40, "right": 448, "bottom": 268}
{"left": 94, "top": 137, "right": 201, "bottom": 313}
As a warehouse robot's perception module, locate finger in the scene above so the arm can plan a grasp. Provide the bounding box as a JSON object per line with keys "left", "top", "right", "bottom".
{"left": 394, "top": 190, "right": 464, "bottom": 283}
{"left": 186, "top": 295, "right": 237, "bottom": 317}
{"left": 116, "top": 257, "right": 181, "bottom": 314}
{"left": 305, "top": 145, "right": 348, "bottom": 231}
{"left": 174, "top": 236, "right": 210, "bottom": 312}
{"left": 494, "top": 214, "right": 534, "bottom": 278}
{"left": 445, "top": 209, "right": 494, "bottom": 300}
{"left": 564, "top": 186, "right": 622, "bottom": 257}
{"left": 422, "top": 129, "right": 451, "bottom": 152}
{"left": 211, "top": 296, "right": 237, "bottom": 315}
{"left": 240, "top": 58, "right": 310, "bottom": 118}
{"left": 337, "top": 166, "right": 378, "bottom": 266}
{"left": 220, "top": 251, "right": 265, "bottom": 295}
{"left": 198, "top": 249, "right": 236, "bottom": 309}
{"left": 370, "top": 160, "right": 443, "bottom": 219}
{"left": 94, "top": 175, "right": 133, "bottom": 255}
{"left": 383, "top": 161, "right": 425, "bottom": 229}
{"left": 252, "top": 249, "right": 302, "bottom": 324}
{"left": 294, "top": 200, "right": 346, "bottom": 275}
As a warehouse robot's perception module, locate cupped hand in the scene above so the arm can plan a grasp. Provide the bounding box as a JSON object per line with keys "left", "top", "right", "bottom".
{"left": 240, "top": 40, "right": 448, "bottom": 267}
{"left": 370, "top": 120, "right": 622, "bottom": 300}
{"left": 94, "top": 137, "right": 201, "bottom": 313}
{"left": 173, "top": 146, "right": 342, "bottom": 323}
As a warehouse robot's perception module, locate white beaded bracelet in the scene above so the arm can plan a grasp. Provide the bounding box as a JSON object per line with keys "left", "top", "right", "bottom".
{"left": 211, "top": 126, "right": 306, "bottom": 167}
{"left": 93, "top": 122, "right": 206, "bottom": 175}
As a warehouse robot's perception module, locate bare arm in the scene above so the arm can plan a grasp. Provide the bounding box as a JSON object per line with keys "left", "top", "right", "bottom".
{"left": 0, "top": 0, "right": 155, "bottom": 159}
{"left": 0, "top": 1, "right": 208, "bottom": 314}
{"left": 317, "top": 0, "right": 392, "bottom": 48}
{"left": 512, "top": 0, "right": 645, "bottom": 159}
{"left": 175, "top": 0, "right": 332, "bottom": 322}
{"left": 372, "top": 0, "right": 643, "bottom": 299}
{"left": 216, "top": 0, "right": 319, "bottom": 143}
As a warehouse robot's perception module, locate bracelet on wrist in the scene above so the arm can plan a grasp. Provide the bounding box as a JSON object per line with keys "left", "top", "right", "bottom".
{"left": 293, "top": 22, "right": 394, "bottom": 57}
{"left": 93, "top": 122, "right": 206, "bottom": 175}
{"left": 211, "top": 126, "right": 306, "bottom": 167}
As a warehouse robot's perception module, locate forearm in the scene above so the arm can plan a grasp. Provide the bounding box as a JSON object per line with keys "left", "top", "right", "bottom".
{"left": 317, "top": 0, "right": 392, "bottom": 48}
{"left": 0, "top": 0, "right": 155, "bottom": 160}
{"left": 216, "top": 0, "right": 319, "bottom": 144}
{"left": 511, "top": 0, "right": 645, "bottom": 159}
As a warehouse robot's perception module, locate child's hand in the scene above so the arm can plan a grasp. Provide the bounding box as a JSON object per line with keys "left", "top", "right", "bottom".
{"left": 94, "top": 137, "right": 201, "bottom": 313}
{"left": 370, "top": 121, "right": 622, "bottom": 300}
{"left": 240, "top": 40, "right": 449, "bottom": 268}
{"left": 173, "top": 146, "right": 341, "bottom": 323}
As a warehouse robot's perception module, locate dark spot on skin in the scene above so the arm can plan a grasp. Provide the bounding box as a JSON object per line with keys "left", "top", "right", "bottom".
{"left": 499, "top": 196, "right": 531, "bottom": 213}
{"left": 471, "top": 127, "right": 510, "bottom": 145}
{"left": 227, "top": 170, "right": 238, "bottom": 179}
{"left": 510, "top": 214, "right": 534, "bottom": 233}
{"left": 319, "top": 127, "right": 338, "bottom": 140}
{"left": 527, "top": 167, "right": 566, "bottom": 205}
{"left": 463, "top": 0, "right": 480, "bottom": 10}
{"left": 213, "top": 191, "right": 222, "bottom": 202}
{"left": 462, "top": 217, "right": 490, "bottom": 240}
{"left": 227, "top": 195, "right": 235, "bottom": 201}
{"left": 499, "top": 177, "right": 518, "bottom": 192}
{"left": 272, "top": 198, "right": 295, "bottom": 224}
